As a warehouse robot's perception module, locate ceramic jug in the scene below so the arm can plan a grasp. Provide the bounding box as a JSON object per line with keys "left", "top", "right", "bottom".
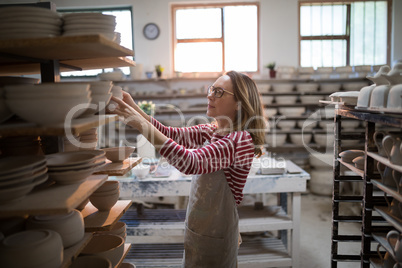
{"left": 384, "top": 194, "right": 402, "bottom": 219}
{"left": 378, "top": 243, "right": 397, "bottom": 268}
{"left": 387, "top": 230, "right": 402, "bottom": 263}
{"left": 369, "top": 65, "right": 391, "bottom": 109}
{"left": 378, "top": 162, "right": 398, "bottom": 189}
{"left": 384, "top": 63, "right": 402, "bottom": 85}
{"left": 383, "top": 135, "right": 402, "bottom": 165}
{"left": 374, "top": 131, "right": 388, "bottom": 157}
{"left": 387, "top": 84, "right": 402, "bottom": 110}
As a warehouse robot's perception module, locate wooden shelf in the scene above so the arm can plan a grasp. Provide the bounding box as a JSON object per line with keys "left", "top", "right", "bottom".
{"left": 338, "top": 158, "right": 364, "bottom": 177}
{"left": 374, "top": 206, "right": 402, "bottom": 233}
{"left": 0, "top": 175, "right": 108, "bottom": 218}
{"left": 94, "top": 157, "right": 142, "bottom": 176}
{"left": 0, "top": 35, "right": 135, "bottom": 75}
{"left": 367, "top": 152, "right": 402, "bottom": 173}
{"left": 116, "top": 243, "right": 131, "bottom": 268}
{"left": 82, "top": 200, "right": 133, "bottom": 232}
{"left": 337, "top": 108, "right": 402, "bottom": 128}
{"left": 62, "top": 232, "right": 93, "bottom": 268}
{"left": 372, "top": 179, "right": 402, "bottom": 203}
{"left": 0, "top": 114, "right": 118, "bottom": 138}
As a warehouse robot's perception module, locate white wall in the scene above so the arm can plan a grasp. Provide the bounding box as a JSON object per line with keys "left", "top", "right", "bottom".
{"left": 1, "top": 0, "right": 400, "bottom": 74}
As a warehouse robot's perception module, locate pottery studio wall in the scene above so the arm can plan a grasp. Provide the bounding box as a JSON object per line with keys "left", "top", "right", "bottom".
{"left": 1, "top": 0, "right": 402, "bottom": 76}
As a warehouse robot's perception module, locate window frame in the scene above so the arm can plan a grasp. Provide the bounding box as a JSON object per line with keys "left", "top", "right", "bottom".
{"left": 57, "top": 6, "right": 134, "bottom": 78}
{"left": 171, "top": 2, "right": 260, "bottom": 75}
{"left": 298, "top": 0, "right": 392, "bottom": 67}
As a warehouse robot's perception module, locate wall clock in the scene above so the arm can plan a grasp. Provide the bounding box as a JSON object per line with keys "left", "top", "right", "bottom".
{"left": 143, "top": 23, "right": 160, "bottom": 40}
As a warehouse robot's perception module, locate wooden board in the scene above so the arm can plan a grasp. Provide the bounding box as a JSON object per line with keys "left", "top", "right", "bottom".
{"left": 0, "top": 175, "right": 108, "bottom": 218}
{"left": 0, "top": 57, "right": 135, "bottom": 76}
{"left": 61, "top": 233, "right": 93, "bottom": 268}
{"left": 0, "top": 115, "right": 117, "bottom": 138}
{"left": 94, "top": 157, "right": 142, "bottom": 176}
{"left": 116, "top": 244, "right": 132, "bottom": 268}
{"left": 0, "top": 35, "right": 133, "bottom": 61}
{"left": 82, "top": 200, "right": 132, "bottom": 232}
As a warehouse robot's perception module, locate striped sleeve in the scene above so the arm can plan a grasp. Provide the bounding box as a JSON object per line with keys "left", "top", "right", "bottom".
{"left": 150, "top": 117, "right": 214, "bottom": 149}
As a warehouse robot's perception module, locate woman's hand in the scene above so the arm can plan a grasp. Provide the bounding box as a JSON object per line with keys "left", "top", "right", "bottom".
{"left": 108, "top": 96, "right": 148, "bottom": 131}
{"left": 122, "top": 91, "right": 136, "bottom": 108}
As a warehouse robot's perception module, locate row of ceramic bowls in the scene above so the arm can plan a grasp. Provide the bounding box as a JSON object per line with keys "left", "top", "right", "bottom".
{"left": 272, "top": 119, "right": 360, "bottom": 131}
{"left": 257, "top": 82, "right": 368, "bottom": 94}
{"left": 0, "top": 6, "right": 119, "bottom": 42}
{"left": 265, "top": 133, "right": 362, "bottom": 148}
{"left": 2, "top": 81, "right": 120, "bottom": 126}
{"left": 89, "top": 180, "right": 120, "bottom": 211}
{"left": 261, "top": 95, "right": 327, "bottom": 105}
{"left": 64, "top": 128, "right": 98, "bottom": 152}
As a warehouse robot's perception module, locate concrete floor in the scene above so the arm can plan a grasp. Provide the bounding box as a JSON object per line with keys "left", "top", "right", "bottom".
{"left": 300, "top": 193, "right": 361, "bottom": 268}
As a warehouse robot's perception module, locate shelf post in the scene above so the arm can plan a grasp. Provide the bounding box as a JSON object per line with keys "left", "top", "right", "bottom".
{"left": 40, "top": 60, "right": 60, "bottom": 82}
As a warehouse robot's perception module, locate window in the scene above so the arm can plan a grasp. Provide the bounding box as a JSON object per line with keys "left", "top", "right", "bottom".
{"left": 58, "top": 7, "right": 133, "bottom": 77}
{"left": 172, "top": 3, "right": 259, "bottom": 74}
{"left": 299, "top": 1, "right": 390, "bottom": 68}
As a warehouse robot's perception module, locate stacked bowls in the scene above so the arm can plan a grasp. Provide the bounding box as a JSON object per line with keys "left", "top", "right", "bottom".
{"left": 0, "top": 156, "right": 48, "bottom": 204}
{"left": 45, "top": 150, "right": 106, "bottom": 185}
{"left": 0, "top": 6, "right": 61, "bottom": 40}
{"left": 4, "top": 83, "right": 91, "bottom": 125}
{"left": 95, "top": 221, "right": 127, "bottom": 241}
{"left": 79, "top": 81, "right": 113, "bottom": 116}
{"left": 80, "top": 234, "right": 124, "bottom": 266}
{"left": 0, "top": 229, "right": 63, "bottom": 268}
{"left": 26, "top": 209, "right": 84, "bottom": 248}
{"left": 89, "top": 181, "right": 120, "bottom": 211}
{"left": 62, "top": 13, "right": 117, "bottom": 41}
{"left": 102, "top": 146, "right": 135, "bottom": 162}
{"left": 78, "top": 128, "right": 98, "bottom": 151}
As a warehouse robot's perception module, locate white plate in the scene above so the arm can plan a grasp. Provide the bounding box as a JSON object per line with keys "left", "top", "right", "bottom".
{"left": 0, "top": 156, "right": 46, "bottom": 177}
{"left": 63, "top": 13, "right": 115, "bottom": 23}
{"left": 0, "top": 6, "right": 60, "bottom": 19}
{"left": 0, "top": 162, "right": 46, "bottom": 182}
{"left": 0, "top": 16, "right": 62, "bottom": 25}
{"left": 0, "top": 22, "right": 61, "bottom": 31}
{"left": 0, "top": 167, "right": 48, "bottom": 188}
{"left": 63, "top": 23, "right": 115, "bottom": 31}
{"left": 0, "top": 173, "right": 48, "bottom": 204}
{"left": 63, "top": 18, "right": 116, "bottom": 26}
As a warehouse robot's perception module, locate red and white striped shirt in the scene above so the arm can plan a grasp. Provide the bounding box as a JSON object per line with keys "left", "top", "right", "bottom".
{"left": 151, "top": 117, "right": 254, "bottom": 205}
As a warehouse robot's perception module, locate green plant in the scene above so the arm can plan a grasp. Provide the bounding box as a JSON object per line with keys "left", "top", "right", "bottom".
{"left": 155, "top": 65, "right": 164, "bottom": 73}
{"left": 265, "top": 62, "right": 276, "bottom": 70}
{"left": 138, "top": 101, "right": 155, "bottom": 116}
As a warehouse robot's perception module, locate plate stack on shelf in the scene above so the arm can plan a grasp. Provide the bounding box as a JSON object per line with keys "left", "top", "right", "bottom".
{"left": 62, "top": 12, "right": 118, "bottom": 41}
{"left": 0, "top": 156, "right": 48, "bottom": 204}
{"left": 0, "top": 6, "right": 62, "bottom": 40}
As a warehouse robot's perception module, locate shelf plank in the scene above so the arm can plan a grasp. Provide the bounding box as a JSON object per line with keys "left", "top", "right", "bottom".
{"left": 367, "top": 152, "right": 402, "bottom": 173}
{"left": 94, "top": 157, "right": 142, "bottom": 176}
{"left": 338, "top": 158, "right": 364, "bottom": 177}
{"left": 372, "top": 179, "right": 402, "bottom": 203}
{"left": 372, "top": 233, "right": 398, "bottom": 262}
{"left": 0, "top": 114, "right": 118, "bottom": 138}
{"left": 337, "top": 108, "right": 402, "bottom": 128}
{"left": 0, "top": 175, "right": 108, "bottom": 218}
{"left": 116, "top": 243, "right": 131, "bottom": 268}
{"left": 83, "top": 200, "right": 132, "bottom": 232}
{"left": 375, "top": 206, "right": 402, "bottom": 233}
{"left": 61, "top": 232, "right": 93, "bottom": 268}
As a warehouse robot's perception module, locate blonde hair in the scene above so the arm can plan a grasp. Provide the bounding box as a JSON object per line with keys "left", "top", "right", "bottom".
{"left": 226, "top": 71, "right": 266, "bottom": 157}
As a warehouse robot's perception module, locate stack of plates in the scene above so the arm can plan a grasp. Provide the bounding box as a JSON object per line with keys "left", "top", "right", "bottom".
{"left": 46, "top": 150, "right": 106, "bottom": 185}
{"left": 0, "top": 6, "right": 61, "bottom": 40}
{"left": 62, "top": 13, "right": 117, "bottom": 41}
{"left": 0, "top": 156, "right": 48, "bottom": 204}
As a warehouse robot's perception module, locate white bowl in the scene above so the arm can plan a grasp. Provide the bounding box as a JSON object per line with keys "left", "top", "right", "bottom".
{"left": 339, "top": 150, "right": 365, "bottom": 163}
{"left": 261, "top": 95, "right": 273, "bottom": 104}
{"left": 132, "top": 164, "right": 150, "bottom": 179}
{"left": 102, "top": 146, "right": 135, "bottom": 162}
{"left": 265, "top": 133, "right": 287, "bottom": 146}
{"left": 314, "top": 133, "right": 335, "bottom": 147}
{"left": 70, "top": 256, "right": 112, "bottom": 268}
{"left": 80, "top": 234, "right": 124, "bottom": 266}
{"left": 290, "top": 133, "right": 312, "bottom": 146}
{"left": 299, "top": 95, "right": 323, "bottom": 104}
{"left": 309, "top": 169, "right": 333, "bottom": 196}
{"left": 341, "top": 120, "right": 360, "bottom": 129}
{"left": 296, "top": 83, "right": 319, "bottom": 93}
{"left": 278, "top": 107, "right": 305, "bottom": 117}
{"left": 0, "top": 229, "right": 63, "bottom": 268}
{"left": 26, "top": 210, "right": 84, "bottom": 248}
{"left": 110, "top": 86, "right": 123, "bottom": 99}
{"left": 6, "top": 97, "right": 90, "bottom": 125}
{"left": 98, "top": 71, "right": 124, "bottom": 81}
{"left": 272, "top": 84, "right": 294, "bottom": 92}
{"left": 339, "top": 91, "right": 359, "bottom": 105}
{"left": 319, "top": 83, "right": 341, "bottom": 93}
{"left": 342, "top": 82, "right": 369, "bottom": 91}
{"left": 277, "top": 120, "right": 295, "bottom": 131}
{"left": 264, "top": 108, "right": 277, "bottom": 117}
{"left": 275, "top": 96, "right": 298, "bottom": 104}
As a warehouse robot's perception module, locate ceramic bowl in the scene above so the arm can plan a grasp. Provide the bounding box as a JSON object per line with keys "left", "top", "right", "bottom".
{"left": 342, "top": 82, "right": 369, "bottom": 91}
{"left": 272, "top": 84, "right": 294, "bottom": 92}
{"left": 4, "top": 82, "right": 89, "bottom": 96}
{"left": 261, "top": 95, "right": 273, "bottom": 104}
{"left": 387, "top": 84, "right": 402, "bottom": 110}
{"left": 296, "top": 83, "right": 319, "bottom": 93}
{"left": 300, "top": 119, "right": 317, "bottom": 131}
{"left": 319, "top": 83, "right": 341, "bottom": 93}
{"left": 370, "top": 85, "right": 391, "bottom": 109}
{"left": 102, "top": 146, "right": 135, "bottom": 162}
{"left": 339, "top": 150, "right": 365, "bottom": 163}
{"left": 275, "top": 96, "right": 297, "bottom": 105}
{"left": 26, "top": 209, "right": 84, "bottom": 248}
{"left": 314, "top": 133, "right": 334, "bottom": 147}
{"left": 339, "top": 91, "right": 359, "bottom": 105}
{"left": 95, "top": 221, "right": 126, "bottom": 239}
{"left": 91, "top": 188, "right": 119, "bottom": 197}
{"left": 89, "top": 191, "right": 120, "bottom": 211}
{"left": 277, "top": 120, "right": 295, "bottom": 131}
{"left": 80, "top": 234, "right": 124, "bottom": 266}
{"left": 356, "top": 85, "right": 376, "bottom": 108}
{"left": 88, "top": 81, "right": 113, "bottom": 94}
{"left": 70, "top": 255, "right": 112, "bottom": 268}
{"left": 264, "top": 108, "right": 277, "bottom": 117}
{"left": 95, "top": 181, "right": 120, "bottom": 193}
{"left": 299, "top": 95, "right": 323, "bottom": 104}
{"left": 309, "top": 153, "right": 334, "bottom": 168}
{"left": 265, "top": 133, "right": 287, "bottom": 146}
{"left": 341, "top": 120, "right": 360, "bottom": 129}
{"left": 0, "top": 229, "right": 63, "bottom": 268}
{"left": 0, "top": 173, "right": 48, "bottom": 204}
{"left": 309, "top": 169, "right": 333, "bottom": 196}
{"left": 318, "top": 121, "right": 335, "bottom": 130}
{"left": 132, "top": 164, "right": 151, "bottom": 179}
{"left": 257, "top": 84, "right": 271, "bottom": 93}
{"left": 48, "top": 167, "right": 94, "bottom": 185}
{"left": 0, "top": 155, "right": 46, "bottom": 178}
{"left": 46, "top": 151, "right": 97, "bottom": 167}
{"left": 290, "top": 134, "right": 312, "bottom": 146}
{"left": 278, "top": 107, "right": 305, "bottom": 117}
{"left": 353, "top": 156, "right": 365, "bottom": 170}
{"left": 6, "top": 97, "right": 90, "bottom": 125}
{"left": 329, "top": 92, "right": 343, "bottom": 102}
{"left": 98, "top": 71, "right": 124, "bottom": 81}
{"left": 121, "top": 263, "right": 136, "bottom": 268}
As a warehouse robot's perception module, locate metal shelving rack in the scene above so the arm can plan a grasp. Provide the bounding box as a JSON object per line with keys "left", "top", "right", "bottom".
{"left": 331, "top": 106, "right": 402, "bottom": 267}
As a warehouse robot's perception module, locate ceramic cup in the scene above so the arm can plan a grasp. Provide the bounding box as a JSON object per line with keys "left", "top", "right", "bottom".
{"left": 387, "top": 230, "right": 402, "bottom": 263}
{"left": 383, "top": 135, "right": 402, "bottom": 165}
{"left": 377, "top": 243, "right": 396, "bottom": 268}
{"left": 374, "top": 131, "right": 388, "bottom": 157}
{"left": 378, "top": 162, "right": 398, "bottom": 189}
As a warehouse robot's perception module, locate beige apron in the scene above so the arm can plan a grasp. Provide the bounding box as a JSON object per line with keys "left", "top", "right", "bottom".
{"left": 183, "top": 169, "right": 239, "bottom": 268}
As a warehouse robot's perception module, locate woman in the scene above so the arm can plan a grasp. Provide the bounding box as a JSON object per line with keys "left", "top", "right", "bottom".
{"left": 110, "top": 71, "right": 266, "bottom": 267}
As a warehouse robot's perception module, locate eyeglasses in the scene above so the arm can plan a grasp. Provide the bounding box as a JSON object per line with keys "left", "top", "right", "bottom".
{"left": 207, "top": 85, "right": 235, "bottom": 98}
